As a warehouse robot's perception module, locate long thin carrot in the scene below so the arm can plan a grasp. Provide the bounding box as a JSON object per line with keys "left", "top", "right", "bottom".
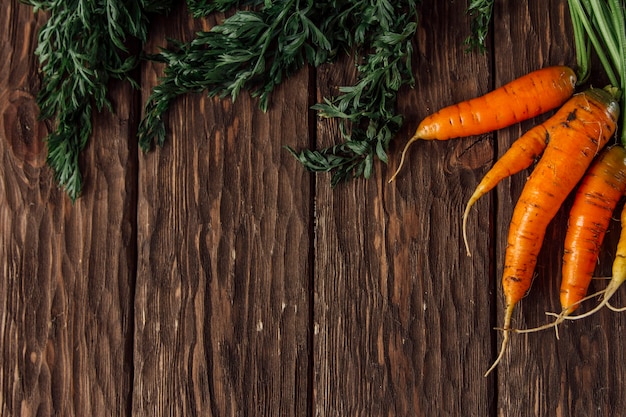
{"left": 485, "top": 88, "right": 620, "bottom": 377}
{"left": 389, "top": 66, "right": 577, "bottom": 182}
{"left": 462, "top": 123, "right": 549, "bottom": 256}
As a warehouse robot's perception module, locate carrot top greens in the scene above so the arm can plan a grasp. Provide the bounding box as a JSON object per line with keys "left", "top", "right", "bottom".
{"left": 568, "top": 0, "right": 626, "bottom": 145}
{"left": 23, "top": 0, "right": 498, "bottom": 199}
{"left": 23, "top": 0, "right": 174, "bottom": 201}
{"left": 464, "top": 0, "right": 495, "bottom": 53}
{"left": 139, "top": 0, "right": 421, "bottom": 187}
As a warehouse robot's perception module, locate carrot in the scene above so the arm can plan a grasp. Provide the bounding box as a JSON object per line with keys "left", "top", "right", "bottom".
{"left": 515, "top": 145, "right": 626, "bottom": 335}
{"left": 484, "top": 88, "right": 620, "bottom": 377}
{"left": 560, "top": 145, "right": 626, "bottom": 313}
{"left": 463, "top": 88, "right": 626, "bottom": 257}
{"left": 462, "top": 122, "right": 549, "bottom": 256}
{"left": 388, "top": 66, "right": 577, "bottom": 182}
{"left": 556, "top": 203, "right": 626, "bottom": 322}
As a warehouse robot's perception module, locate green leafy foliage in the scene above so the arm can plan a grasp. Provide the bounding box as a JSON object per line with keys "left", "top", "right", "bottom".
{"left": 24, "top": 0, "right": 496, "bottom": 198}
{"left": 140, "top": 0, "right": 339, "bottom": 150}
{"left": 23, "top": 0, "right": 173, "bottom": 201}
{"left": 302, "top": 14, "right": 417, "bottom": 185}
{"left": 464, "top": 0, "right": 494, "bottom": 53}
{"left": 139, "top": 0, "right": 420, "bottom": 185}
{"left": 185, "top": 0, "right": 257, "bottom": 17}
{"left": 568, "top": 0, "right": 626, "bottom": 145}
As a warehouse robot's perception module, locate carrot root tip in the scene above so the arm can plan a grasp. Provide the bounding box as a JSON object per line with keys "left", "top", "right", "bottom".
{"left": 388, "top": 133, "right": 421, "bottom": 183}
{"left": 462, "top": 204, "right": 473, "bottom": 257}
{"left": 560, "top": 288, "right": 616, "bottom": 321}
{"left": 485, "top": 304, "right": 515, "bottom": 377}
{"left": 484, "top": 329, "right": 509, "bottom": 377}
{"left": 513, "top": 310, "right": 569, "bottom": 339}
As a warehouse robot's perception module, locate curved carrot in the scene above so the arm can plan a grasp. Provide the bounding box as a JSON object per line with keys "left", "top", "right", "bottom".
{"left": 462, "top": 123, "right": 549, "bottom": 256}
{"left": 485, "top": 88, "right": 620, "bottom": 376}
{"left": 389, "top": 66, "right": 577, "bottom": 182}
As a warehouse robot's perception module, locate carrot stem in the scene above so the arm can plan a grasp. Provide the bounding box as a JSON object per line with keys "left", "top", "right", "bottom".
{"left": 568, "top": 0, "right": 626, "bottom": 145}
{"left": 568, "top": 0, "right": 620, "bottom": 88}
{"left": 569, "top": 1, "right": 591, "bottom": 84}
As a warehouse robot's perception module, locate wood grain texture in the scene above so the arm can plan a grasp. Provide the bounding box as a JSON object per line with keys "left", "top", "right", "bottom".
{"left": 133, "top": 6, "right": 312, "bottom": 417}
{"left": 313, "top": 1, "right": 494, "bottom": 415}
{"left": 3, "top": 1, "right": 626, "bottom": 416}
{"left": 0, "top": 1, "right": 138, "bottom": 417}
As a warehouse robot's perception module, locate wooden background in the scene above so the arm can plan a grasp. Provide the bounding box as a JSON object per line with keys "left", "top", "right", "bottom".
{"left": 2, "top": 0, "right": 626, "bottom": 416}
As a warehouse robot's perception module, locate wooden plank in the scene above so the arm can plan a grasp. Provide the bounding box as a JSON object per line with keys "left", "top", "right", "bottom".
{"left": 493, "top": 0, "right": 626, "bottom": 415}
{"left": 0, "top": 1, "right": 138, "bottom": 416}
{"left": 312, "top": 1, "right": 494, "bottom": 415}
{"left": 133, "top": 6, "right": 312, "bottom": 417}
{"left": 3, "top": 2, "right": 626, "bottom": 417}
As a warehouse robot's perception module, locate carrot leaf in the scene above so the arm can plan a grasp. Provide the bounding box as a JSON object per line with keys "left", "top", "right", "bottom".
{"left": 139, "top": 0, "right": 420, "bottom": 186}
{"left": 22, "top": 0, "right": 174, "bottom": 201}
{"left": 464, "top": 0, "right": 495, "bottom": 53}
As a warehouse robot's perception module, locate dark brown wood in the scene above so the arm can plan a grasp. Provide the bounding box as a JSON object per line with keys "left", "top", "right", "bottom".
{"left": 312, "top": 1, "right": 494, "bottom": 415}
{"left": 132, "top": 6, "right": 312, "bottom": 417}
{"left": 3, "top": 1, "right": 626, "bottom": 416}
{"left": 0, "top": 2, "right": 138, "bottom": 417}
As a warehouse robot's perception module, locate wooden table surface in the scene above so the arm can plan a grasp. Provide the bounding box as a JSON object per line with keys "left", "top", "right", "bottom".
{"left": 2, "top": 1, "right": 626, "bottom": 416}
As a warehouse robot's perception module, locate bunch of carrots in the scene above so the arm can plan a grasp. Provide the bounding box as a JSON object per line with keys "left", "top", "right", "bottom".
{"left": 389, "top": 0, "right": 626, "bottom": 375}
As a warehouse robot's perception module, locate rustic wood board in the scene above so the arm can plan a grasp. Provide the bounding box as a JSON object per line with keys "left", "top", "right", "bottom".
{"left": 2, "top": 1, "right": 626, "bottom": 416}
{"left": 1, "top": 2, "right": 138, "bottom": 416}
{"left": 312, "top": 1, "right": 493, "bottom": 415}
{"left": 133, "top": 5, "right": 312, "bottom": 416}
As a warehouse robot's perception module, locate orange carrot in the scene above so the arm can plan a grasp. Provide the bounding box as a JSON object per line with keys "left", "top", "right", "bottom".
{"left": 484, "top": 88, "right": 620, "bottom": 377}
{"left": 515, "top": 145, "right": 626, "bottom": 335}
{"left": 560, "top": 145, "right": 626, "bottom": 313}
{"left": 389, "top": 66, "right": 577, "bottom": 182}
{"left": 560, "top": 202, "right": 626, "bottom": 320}
{"left": 462, "top": 123, "right": 549, "bottom": 256}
